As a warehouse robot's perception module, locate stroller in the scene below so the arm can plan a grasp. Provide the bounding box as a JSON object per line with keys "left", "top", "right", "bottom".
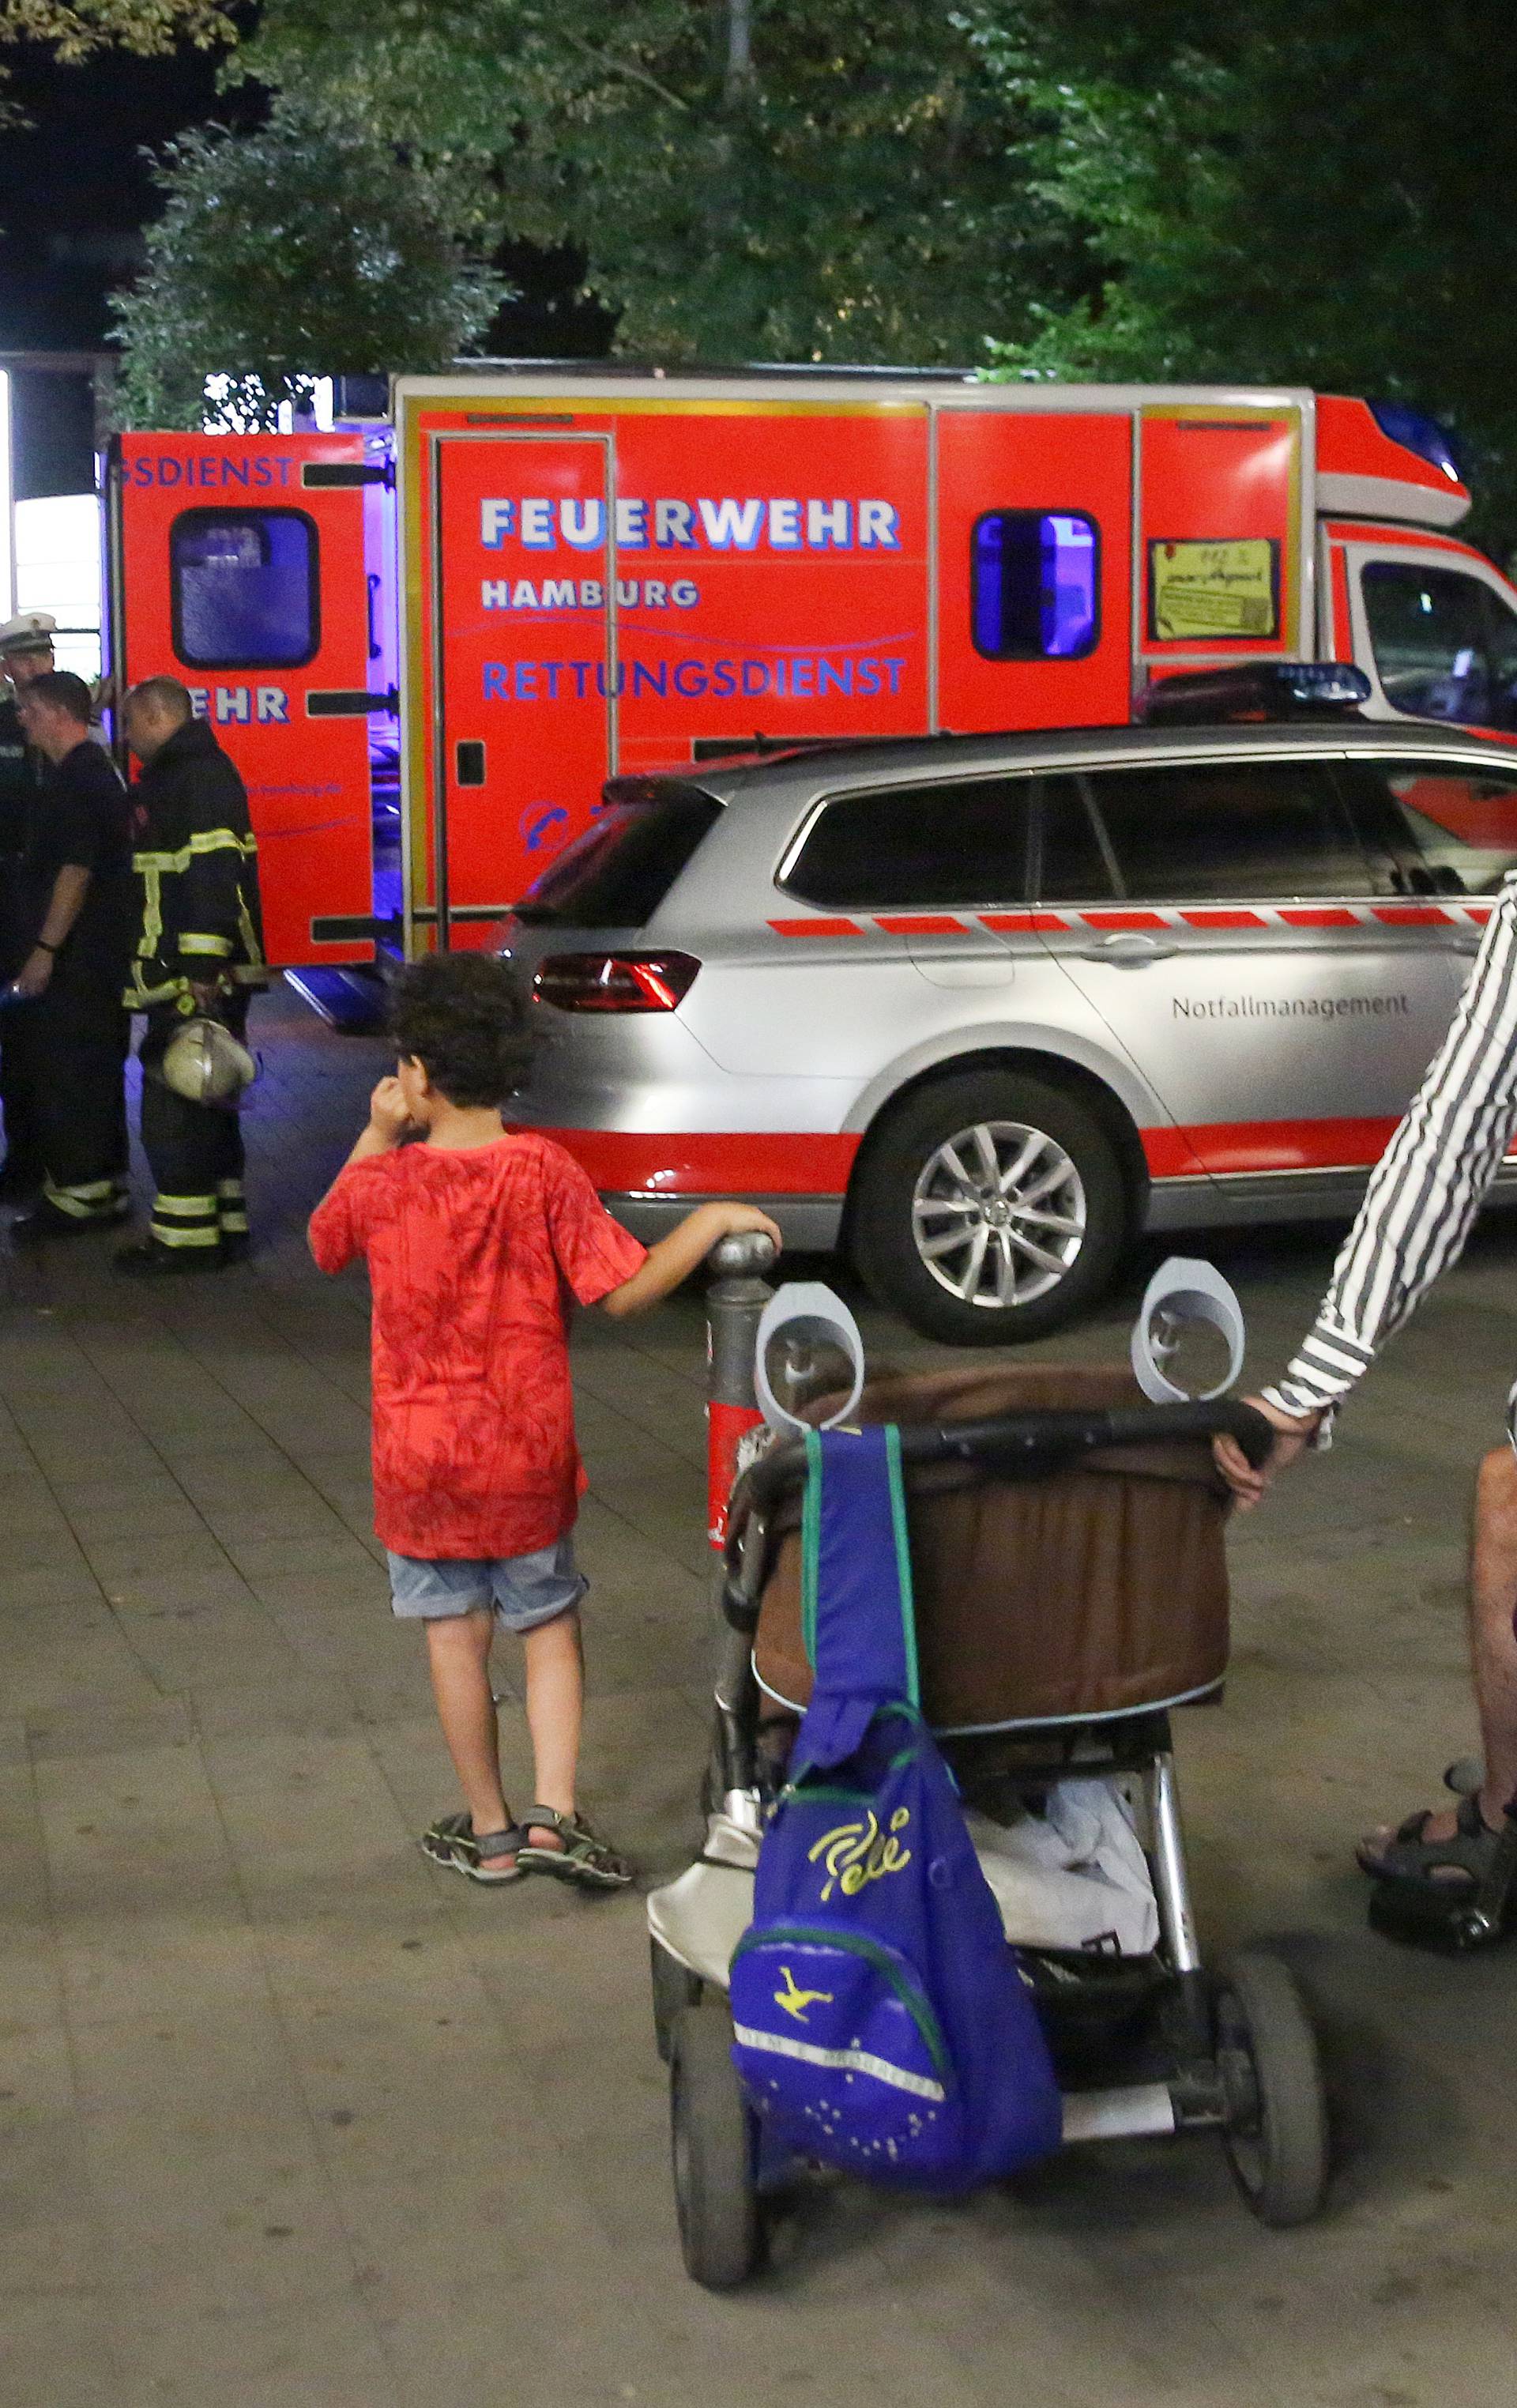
{"left": 648, "top": 1359, "right": 1331, "bottom": 2288}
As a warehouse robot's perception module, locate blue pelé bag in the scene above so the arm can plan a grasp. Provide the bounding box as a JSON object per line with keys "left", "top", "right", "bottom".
{"left": 729, "top": 1423, "right": 1062, "bottom": 2189}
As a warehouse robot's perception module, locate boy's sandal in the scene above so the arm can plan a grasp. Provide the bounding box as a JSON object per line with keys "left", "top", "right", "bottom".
{"left": 420, "top": 1810, "right": 526, "bottom": 1884}
{"left": 516, "top": 1805, "right": 633, "bottom": 1890}
{"left": 1355, "top": 1791, "right": 1504, "bottom": 1892}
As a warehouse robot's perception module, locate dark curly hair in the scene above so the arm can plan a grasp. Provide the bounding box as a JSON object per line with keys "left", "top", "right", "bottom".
{"left": 390, "top": 952, "right": 536, "bottom": 1108}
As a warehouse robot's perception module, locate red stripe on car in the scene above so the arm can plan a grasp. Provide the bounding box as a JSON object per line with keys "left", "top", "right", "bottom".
{"left": 529, "top": 1128, "right": 863, "bottom": 1197}
{"left": 1080, "top": 910, "right": 1168, "bottom": 930}
{"left": 1371, "top": 905, "right": 1449, "bottom": 925}
{"left": 979, "top": 911, "right": 1068, "bottom": 932}
{"left": 767, "top": 917, "right": 862, "bottom": 938}
{"left": 875, "top": 914, "right": 966, "bottom": 935}
{"left": 1278, "top": 906, "right": 1358, "bottom": 927}
{"left": 1144, "top": 1116, "right": 1400, "bottom": 1178}
{"left": 1179, "top": 909, "right": 1267, "bottom": 929}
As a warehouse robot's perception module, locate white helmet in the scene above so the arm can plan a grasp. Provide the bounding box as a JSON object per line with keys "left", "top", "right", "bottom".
{"left": 160, "top": 1016, "right": 258, "bottom": 1106}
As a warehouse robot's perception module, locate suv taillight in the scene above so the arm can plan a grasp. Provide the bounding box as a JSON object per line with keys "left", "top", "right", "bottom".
{"left": 533, "top": 952, "right": 701, "bottom": 1013}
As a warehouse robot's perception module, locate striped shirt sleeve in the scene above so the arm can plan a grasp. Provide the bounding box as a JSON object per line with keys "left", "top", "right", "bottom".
{"left": 1263, "top": 880, "right": 1517, "bottom": 1425}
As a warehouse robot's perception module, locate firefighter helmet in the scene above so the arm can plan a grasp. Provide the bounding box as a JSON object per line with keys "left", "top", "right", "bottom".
{"left": 160, "top": 1016, "right": 258, "bottom": 1106}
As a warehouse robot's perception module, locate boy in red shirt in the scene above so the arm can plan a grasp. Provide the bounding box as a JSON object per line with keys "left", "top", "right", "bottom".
{"left": 309, "top": 953, "right": 780, "bottom": 1889}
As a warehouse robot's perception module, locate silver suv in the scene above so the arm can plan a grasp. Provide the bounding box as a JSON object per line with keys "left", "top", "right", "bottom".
{"left": 502, "top": 721, "right": 1517, "bottom": 1340}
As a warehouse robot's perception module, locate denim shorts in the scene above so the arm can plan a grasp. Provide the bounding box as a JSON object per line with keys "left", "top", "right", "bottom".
{"left": 386, "top": 1535, "right": 586, "bottom": 1634}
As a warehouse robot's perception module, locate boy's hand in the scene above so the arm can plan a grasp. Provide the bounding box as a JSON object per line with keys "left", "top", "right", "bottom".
{"left": 1213, "top": 1395, "right": 1323, "bottom": 1511}
{"left": 367, "top": 1076, "right": 412, "bottom": 1145}
{"left": 704, "top": 1201, "right": 783, "bottom": 1251}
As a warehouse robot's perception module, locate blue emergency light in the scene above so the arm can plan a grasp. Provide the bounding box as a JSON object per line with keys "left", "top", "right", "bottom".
{"left": 1368, "top": 401, "right": 1466, "bottom": 485}
{"left": 1135, "top": 661, "right": 1372, "bottom": 725}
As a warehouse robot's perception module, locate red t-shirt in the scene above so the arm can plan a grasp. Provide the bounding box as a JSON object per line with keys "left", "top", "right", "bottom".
{"left": 308, "top": 1132, "right": 646, "bottom": 1558}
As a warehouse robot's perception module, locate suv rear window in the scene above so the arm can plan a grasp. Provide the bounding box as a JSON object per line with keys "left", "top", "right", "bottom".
{"left": 514, "top": 783, "right": 722, "bottom": 927}
{"left": 781, "top": 775, "right": 1036, "bottom": 908}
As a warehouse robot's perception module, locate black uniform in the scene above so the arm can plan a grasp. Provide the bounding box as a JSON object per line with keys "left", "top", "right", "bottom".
{"left": 6, "top": 739, "right": 134, "bottom": 1220}
{"left": 0, "top": 695, "right": 43, "bottom": 1186}
{"left": 126, "top": 717, "right": 267, "bottom": 1257}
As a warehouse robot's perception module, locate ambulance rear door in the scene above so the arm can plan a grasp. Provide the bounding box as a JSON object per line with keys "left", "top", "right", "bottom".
{"left": 1136, "top": 398, "right": 1314, "bottom": 693}
{"left": 109, "top": 431, "right": 389, "bottom": 967}
{"left": 422, "top": 428, "right": 617, "bottom": 948}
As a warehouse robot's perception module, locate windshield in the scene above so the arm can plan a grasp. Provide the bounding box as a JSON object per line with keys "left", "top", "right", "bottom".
{"left": 513, "top": 783, "right": 722, "bottom": 928}
{"left": 1361, "top": 560, "right": 1517, "bottom": 731}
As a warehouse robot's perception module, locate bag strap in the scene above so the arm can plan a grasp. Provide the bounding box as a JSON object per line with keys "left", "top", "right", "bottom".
{"left": 797, "top": 1424, "right": 920, "bottom": 1751}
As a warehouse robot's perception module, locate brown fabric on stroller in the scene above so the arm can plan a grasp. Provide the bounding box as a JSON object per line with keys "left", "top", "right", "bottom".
{"left": 751, "top": 1362, "right": 1233, "bottom": 1729}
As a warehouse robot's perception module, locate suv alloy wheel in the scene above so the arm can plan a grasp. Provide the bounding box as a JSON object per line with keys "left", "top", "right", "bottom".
{"left": 851, "top": 1068, "right": 1129, "bottom": 1343}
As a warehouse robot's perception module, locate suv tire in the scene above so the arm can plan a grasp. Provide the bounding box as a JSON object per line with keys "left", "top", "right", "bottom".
{"left": 851, "top": 1068, "right": 1129, "bottom": 1344}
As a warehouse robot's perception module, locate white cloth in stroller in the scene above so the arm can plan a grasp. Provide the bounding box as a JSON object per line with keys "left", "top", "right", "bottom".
{"left": 965, "top": 1781, "right": 1160, "bottom": 1957}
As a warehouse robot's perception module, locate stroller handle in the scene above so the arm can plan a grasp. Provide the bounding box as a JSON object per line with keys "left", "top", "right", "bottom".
{"left": 721, "top": 1396, "right": 1274, "bottom": 1631}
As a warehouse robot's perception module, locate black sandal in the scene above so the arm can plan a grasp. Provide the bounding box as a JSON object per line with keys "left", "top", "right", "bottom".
{"left": 516, "top": 1805, "right": 633, "bottom": 1890}
{"left": 1356, "top": 1789, "right": 1503, "bottom": 1892}
{"left": 420, "top": 1810, "right": 526, "bottom": 1884}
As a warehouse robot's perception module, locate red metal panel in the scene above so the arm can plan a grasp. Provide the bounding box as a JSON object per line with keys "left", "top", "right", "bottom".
{"left": 1316, "top": 394, "right": 1470, "bottom": 512}
{"left": 935, "top": 410, "right": 1133, "bottom": 732}
{"left": 607, "top": 407, "right": 929, "bottom": 771}
{"left": 115, "top": 432, "right": 375, "bottom": 968}
{"left": 1139, "top": 407, "right": 1299, "bottom": 661}
{"left": 418, "top": 403, "right": 931, "bottom": 936}
{"left": 433, "top": 435, "right": 613, "bottom": 934}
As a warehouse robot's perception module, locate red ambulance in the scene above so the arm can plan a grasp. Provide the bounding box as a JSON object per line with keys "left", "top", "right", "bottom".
{"left": 105, "top": 374, "right": 1514, "bottom": 963}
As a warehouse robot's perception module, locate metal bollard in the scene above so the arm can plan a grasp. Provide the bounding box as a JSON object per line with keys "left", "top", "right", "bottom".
{"left": 704, "top": 1229, "right": 778, "bottom": 1550}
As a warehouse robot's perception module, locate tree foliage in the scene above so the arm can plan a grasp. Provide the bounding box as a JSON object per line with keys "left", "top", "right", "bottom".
{"left": 235, "top": 0, "right": 1086, "bottom": 366}
{"left": 0, "top": 0, "right": 229, "bottom": 56}
{"left": 32, "top": 0, "right": 1517, "bottom": 538}
{"left": 110, "top": 102, "right": 507, "bottom": 428}
{"left": 971, "top": 0, "right": 1517, "bottom": 541}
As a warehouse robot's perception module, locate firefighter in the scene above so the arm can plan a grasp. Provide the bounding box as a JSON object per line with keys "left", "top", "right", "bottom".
{"left": 115, "top": 676, "right": 267, "bottom": 1275}
{"left": 6, "top": 672, "right": 134, "bottom": 1239}
{"left": 0, "top": 612, "right": 58, "bottom": 1197}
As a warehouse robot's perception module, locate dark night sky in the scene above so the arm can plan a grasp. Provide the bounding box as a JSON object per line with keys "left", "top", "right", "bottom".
{"left": 0, "top": 41, "right": 245, "bottom": 351}
{"left": 0, "top": 36, "right": 606, "bottom": 362}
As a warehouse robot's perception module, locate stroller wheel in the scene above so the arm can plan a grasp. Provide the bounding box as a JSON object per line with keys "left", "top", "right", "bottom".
{"left": 669, "top": 2004, "right": 764, "bottom": 2289}
{"left": 1214, "top": 1951, "right": 1329, "bottom": 2229}
{"left": 650, "top": 1935, "right": 703, "bottom": 2064}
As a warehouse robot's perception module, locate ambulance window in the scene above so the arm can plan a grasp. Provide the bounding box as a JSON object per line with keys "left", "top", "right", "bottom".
{"left": 1337, "top": 759, "right": 1517, "bottom": 896}
{"left": 1361, "top": 563, "right": 1517, "bottom": 731}
{"left": 781, "top": 775, "right": 1035, "bottom": 909}
{"left": 1082, "top": 759, "right": 1366, "bottom": 901}
{"left": 171, "top": 508, "right": 319, "bottom": 669}
{"left": 971, "top": 512, "right": 1099, "bottom": 661}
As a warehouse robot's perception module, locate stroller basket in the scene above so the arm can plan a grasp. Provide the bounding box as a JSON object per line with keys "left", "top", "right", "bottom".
{"left": 724, "top": 1363, "right": 1271, "bottom": 1732}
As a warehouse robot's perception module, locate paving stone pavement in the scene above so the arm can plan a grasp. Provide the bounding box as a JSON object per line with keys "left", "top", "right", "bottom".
{"left": 3, "top": 978, "right": 1517, "bottom": 2406}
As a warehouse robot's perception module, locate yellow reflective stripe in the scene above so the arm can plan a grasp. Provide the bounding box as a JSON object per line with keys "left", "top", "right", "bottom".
{"left": 46, "top": 1174, "right": 117, "bottom": 1204}
{"left": 180, "top": 933, "right": 233, "bottom": 958}
{"left": 138, "top": 859, "right": 162, "bottom": 959}
{"left": 42, "top": 1181, "right": 96, "bottom": 1219}
{"left": 152, "top": 1193, "right": 218, "bottom": 1218}
{"left": 217, "top": 1211, "right": 250, "bottom": 1234}
{"left": 132, "top": 829, "right": 257, "bottom": 873}
{"left": 150, "top": 1223, "right": 221, "bottom": 1248}
{"left": 236, "top": 901, "right": 264, "bottom": 969}
{"left": 123, "top": 970, "right": 184, "bottom": 1005}
{"left": 216, "top": 1178, "right": 245, "bottom": 1198}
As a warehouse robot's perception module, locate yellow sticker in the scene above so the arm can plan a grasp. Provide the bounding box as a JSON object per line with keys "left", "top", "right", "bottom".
{"left": 1150, "top": 538, "right": 1278, "bottom": 642}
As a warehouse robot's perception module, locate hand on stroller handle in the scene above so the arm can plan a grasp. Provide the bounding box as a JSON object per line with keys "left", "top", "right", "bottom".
{"left": 721, "top": 1396, "right": 1274, "bottom": 1629}
{"left": 730, "top": 1396, "right": 1272, "bottom": 1516}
